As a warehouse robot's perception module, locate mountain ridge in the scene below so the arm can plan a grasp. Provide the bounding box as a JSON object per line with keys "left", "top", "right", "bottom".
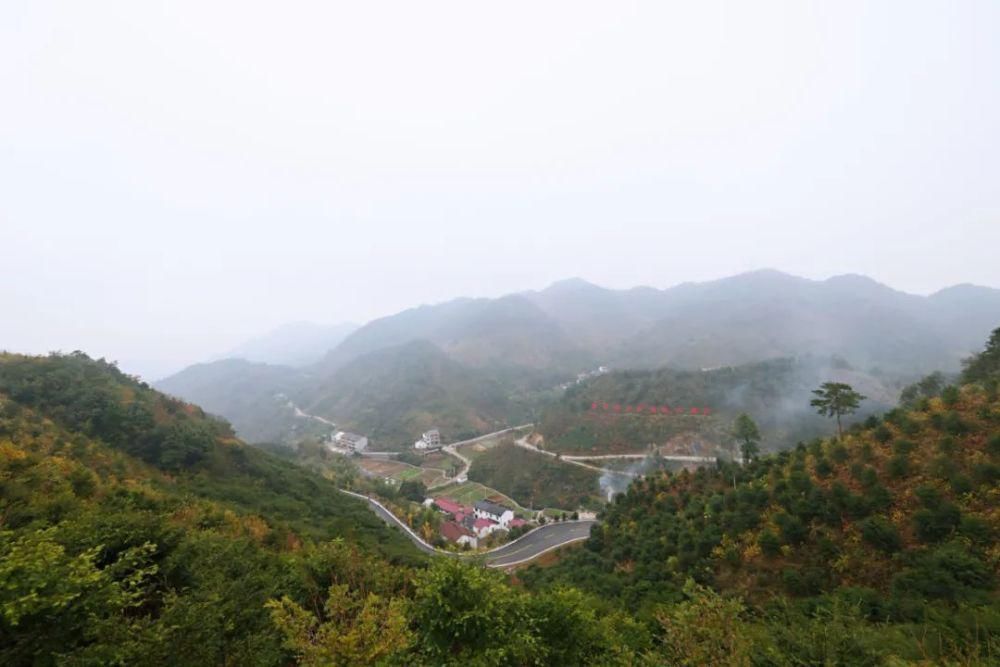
{"left": 156, "top": 270, "right": 1000, "bottom": 446}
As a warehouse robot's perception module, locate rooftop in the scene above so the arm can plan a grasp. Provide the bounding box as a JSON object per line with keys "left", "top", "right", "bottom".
{"left": 474, "top": 499, "right": 510, "bottom": 516}
{"left": 440, "top": 521, "right": 473, "bottom": 542}
{"left": 434, "top": 498, "right": 464, "bottom": 515}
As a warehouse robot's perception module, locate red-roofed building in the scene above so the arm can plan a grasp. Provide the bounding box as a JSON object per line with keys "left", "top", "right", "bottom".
{"left": 472, "top": 517, "right": 499, "bottom": 538}
{"left": 433, "top": 498, "right": 464, "bottom": 516}
{"left": 440, "top": 521, "right": 477, "bottom": 548}
{"left": 509, "top": 518, "right": 528, "bottom": 529}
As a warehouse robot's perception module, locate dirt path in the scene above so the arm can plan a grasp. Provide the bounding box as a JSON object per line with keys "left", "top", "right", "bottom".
{"left": 511, "top": 436, "right": 637, "bottom": 477}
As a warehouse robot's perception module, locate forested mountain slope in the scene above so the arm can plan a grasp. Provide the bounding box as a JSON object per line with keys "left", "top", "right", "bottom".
{"left": 330, "top": 270, "right": 1000, "bottom": 375}
{"left": 302, "top": 340, "right": 531, "bottom": 447}
{"left": 155, "top": 358, "right": 311, "bottom": 444}
{"left": 539, "top": 357, "right": 897, "bottom": 454}
{"left": 158, "top": 271, "right": 1000, "bottom": 448}
{"left": 4, "top": 336, "right": 1000, "bottom": 664}
{"left": 522, "top": 339, "right": 1000, "bottom": 663}
{"left": 318, "top": 294, "right": 587, "bottom": 374}
{"left": 0, "top": 352, "right": 421, "bottom": 663}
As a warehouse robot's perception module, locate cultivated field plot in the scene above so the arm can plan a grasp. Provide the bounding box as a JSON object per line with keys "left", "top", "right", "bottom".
{"left": 454, "top": 427, "right": 531, "bottom": 462}
{"left": 357, "top": 458, "right": 446, "bottom": 486}
{"left": 418, "top": 451, "right": 461, "bottom": 475}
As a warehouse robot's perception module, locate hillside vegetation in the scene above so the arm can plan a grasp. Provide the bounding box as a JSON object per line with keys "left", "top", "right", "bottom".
{"left": 156, "top": 358, "right": 317, "bottom": 445}
{"left": 159, "top": 341, "right": 539, "bottom": 449}
{"left": 522, "top": 334, "right": 1000, "bottom": 663}
{"left": 540, "top": 357, "right": 894, "bottom": 454}
{"left": 0, "top": 352, "right": 422, "bottom": 664}
{"left": 3, "top": 328, "right": 1000, "bottom": 664}
{"left": 302, "top": 340, "right": 530, "bottom": 448}
{"left": 467, "top": 441, "right": 602, "bottom": 510}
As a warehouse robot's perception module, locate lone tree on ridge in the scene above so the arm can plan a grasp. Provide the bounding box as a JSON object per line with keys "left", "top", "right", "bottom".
{"left": 810, "top": 382, "right": 865, "bottom": 439}
{"left": 732, "top": 413, "right": 761, "bottom": 464}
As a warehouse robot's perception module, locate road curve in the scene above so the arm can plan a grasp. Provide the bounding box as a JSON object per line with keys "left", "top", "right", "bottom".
{"left": 341, "top": 489, "right": 595, "bottom": 567}
{"left": 482, "top": 520, "right": 595, "bottom": 567}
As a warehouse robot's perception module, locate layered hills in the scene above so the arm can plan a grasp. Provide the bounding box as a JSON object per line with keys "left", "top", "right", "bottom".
{"left": 5, "top": 332, "right": 998, "bottom": 664}
{"left": 219, "top": 321, "right": 359, "bottom": 367}
{"left": 157, "top": 271, "right": 1000, "bottom": 448}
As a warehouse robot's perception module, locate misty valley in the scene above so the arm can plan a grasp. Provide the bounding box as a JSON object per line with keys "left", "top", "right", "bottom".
{"left": 5, "top": 3, "right": 1000, "bottom": 663}
{"left": 4, "top": 271, "right": 999, "bottom": 665}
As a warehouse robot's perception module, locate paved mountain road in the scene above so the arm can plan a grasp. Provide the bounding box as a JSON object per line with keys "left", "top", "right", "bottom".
{"left": 482, "top": 520, "right": 595, "bottom": 567}
{"left": 342, "top": 489, "right": 595, "bottom": 567}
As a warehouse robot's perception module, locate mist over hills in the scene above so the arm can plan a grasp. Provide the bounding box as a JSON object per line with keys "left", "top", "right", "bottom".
{"left": 156, "top": 270, "right": 1000, "bottom": 447}
{"left": 216, "top": 321, "right": 359, "bottom": 367}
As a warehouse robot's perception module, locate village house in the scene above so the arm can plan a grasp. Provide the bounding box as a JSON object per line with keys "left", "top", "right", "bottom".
{"left": 440, "top": 520, "right": 477, "bottom": 548}
{"left": 473, "top": 500, "right": 514, "bottom": 529}
{"left": 332, "top": 431, "right": 368, "bottom": 453}
{"left": 432, "top": 497, "right": 468, "bottom": 516}
{"left": 470, "top": 516, "right": 500, "bottom": 538}
{"left": 413, "top": 428, "right": 441, "bottom": 450}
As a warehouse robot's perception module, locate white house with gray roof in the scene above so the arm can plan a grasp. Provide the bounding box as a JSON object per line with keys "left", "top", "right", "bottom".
{"left": 473, "top": 500, "right": 514, "bottom": 528}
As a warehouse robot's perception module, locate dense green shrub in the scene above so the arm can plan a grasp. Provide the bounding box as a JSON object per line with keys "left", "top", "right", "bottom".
{"left": 860, "top": 516, "right": 902, "bottom": 553}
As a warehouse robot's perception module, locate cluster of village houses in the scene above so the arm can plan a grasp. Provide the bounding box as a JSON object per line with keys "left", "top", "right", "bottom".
{"left": 329, "top": 426, "right": 531, "bottom": 548}
{"left": 425, "top": 496, "right": 528, "bottom": 549}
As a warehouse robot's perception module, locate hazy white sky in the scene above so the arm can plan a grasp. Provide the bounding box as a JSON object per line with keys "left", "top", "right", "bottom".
{"left": 2, "top": 1, "right": 999, "bottom": 379}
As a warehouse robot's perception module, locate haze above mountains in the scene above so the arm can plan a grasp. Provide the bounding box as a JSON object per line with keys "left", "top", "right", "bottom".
{"left": 156, "top": 269, "right": 1000, "bottom": 447}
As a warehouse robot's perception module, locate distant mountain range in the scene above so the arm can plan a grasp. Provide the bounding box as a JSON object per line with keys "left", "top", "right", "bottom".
{"left": 217, "top": 321, "right": 359, "bottom": 367}
{"left": 156, "top": 270, "right": 1000, "bottom": 447}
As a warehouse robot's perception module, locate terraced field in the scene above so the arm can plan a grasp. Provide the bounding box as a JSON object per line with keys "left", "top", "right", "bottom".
{"left": 357, "top": 458, "right": 447, "bottom": 487}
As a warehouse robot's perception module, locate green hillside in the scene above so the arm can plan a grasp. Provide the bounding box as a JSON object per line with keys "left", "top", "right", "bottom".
{"left": 467, "top": 441, "right": 602, "bottom": 510}
{"left": 302, "top": 340, "right": 530, "bottom": 449}
{"left": 0, "top": 352, "right": 422, "bottom": 664}
{"left": 540, "top": 357, "right": 896, "bottom": 454}
{"left": 521, "top": 338, "right": 1000, "bottom": 663}
{"left": 155, "top": 358, "right": 318, "bottom": 445}
{"left": 3, "top": 333, "right": 1000, "bottom": 664}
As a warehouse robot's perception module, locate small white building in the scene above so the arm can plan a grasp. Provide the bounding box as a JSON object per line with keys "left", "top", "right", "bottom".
{"left": 333, "top": 431, "right": 368, "bottom": 453}
{"left": 414, "top": 428, "right": 441, "bottom": 450}
{"left": 473, "top": 500, "right": 514, "bottom": 529}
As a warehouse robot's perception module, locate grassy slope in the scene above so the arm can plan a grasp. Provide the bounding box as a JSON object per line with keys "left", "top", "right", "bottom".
{"left": 467, "top": 442, "right": 602, "bottom": 511}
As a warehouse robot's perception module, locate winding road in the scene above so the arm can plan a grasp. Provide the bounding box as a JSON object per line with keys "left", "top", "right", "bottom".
{"left": 341, "top": 489, "right": 595, "bottom": 568}
{"left": 433, "top": 424, "right": 534, "bottom": 489}
{"left": 336, "top": 424, "right": 720, "bottom": 566}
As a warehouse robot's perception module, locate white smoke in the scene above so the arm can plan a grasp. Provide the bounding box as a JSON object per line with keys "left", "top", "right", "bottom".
{"left": 598, "top": 456, "right": 657, "bottom": 502}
